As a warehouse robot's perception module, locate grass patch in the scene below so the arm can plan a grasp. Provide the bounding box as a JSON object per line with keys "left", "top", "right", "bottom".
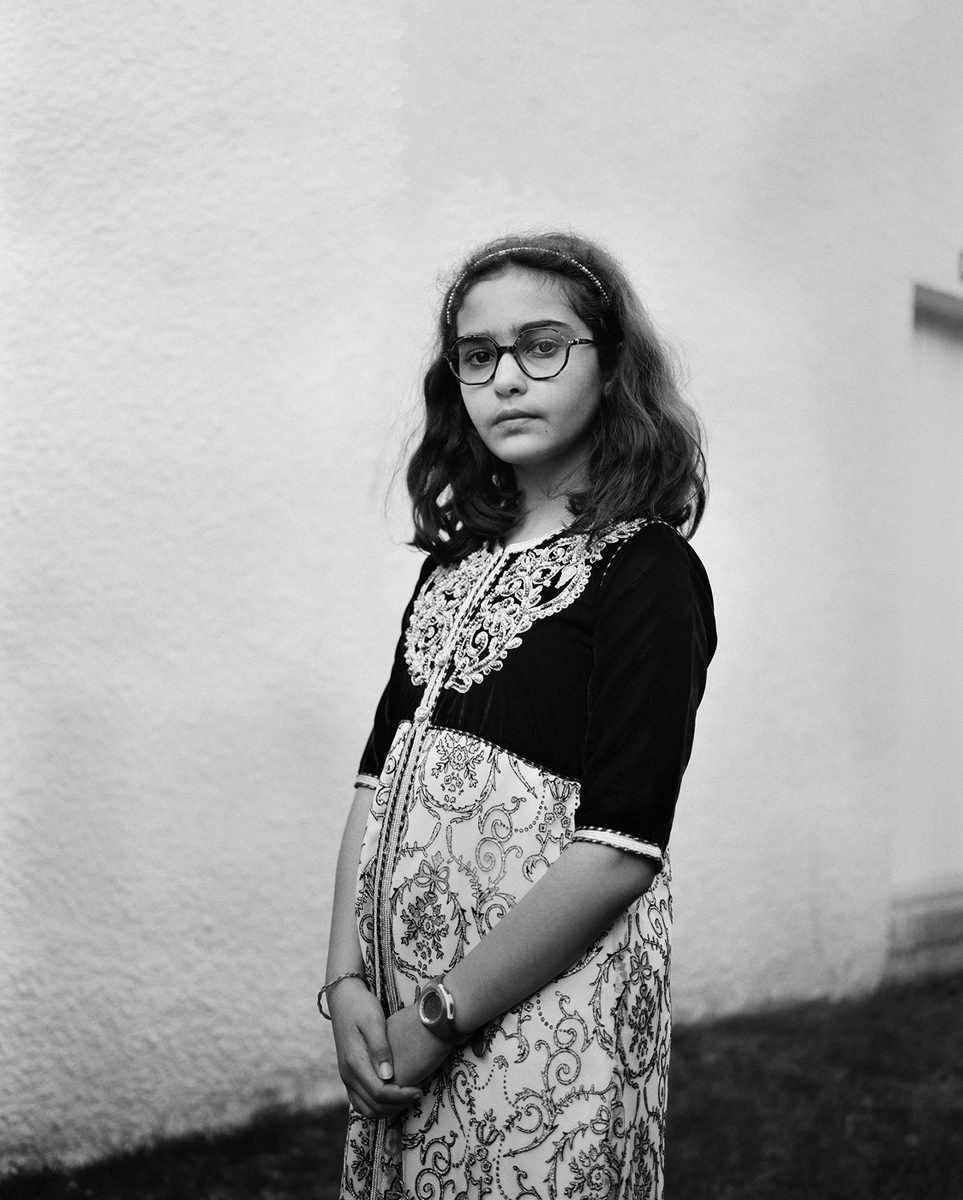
{"left": 3, "top": 972, "right": 961, "bottom": 1199}
{"left": 0, "top": 1108, "right": 348, "bottom": 1200}
{"left": 666, "top": 970, "right": 963, "bottom": 1199}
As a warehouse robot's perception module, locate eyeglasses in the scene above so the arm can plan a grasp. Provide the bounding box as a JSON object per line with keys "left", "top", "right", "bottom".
{"left": 446, "top": 326, "right": 600, "bottom": 386}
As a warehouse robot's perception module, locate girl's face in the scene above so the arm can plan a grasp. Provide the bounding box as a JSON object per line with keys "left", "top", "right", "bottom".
{"left": 454, "top": 266, "right": 604, "bottom": 489}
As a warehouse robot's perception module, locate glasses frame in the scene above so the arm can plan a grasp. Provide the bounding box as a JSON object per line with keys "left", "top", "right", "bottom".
{"left": 446, "top": 326, "right": 600, "bottom": 386}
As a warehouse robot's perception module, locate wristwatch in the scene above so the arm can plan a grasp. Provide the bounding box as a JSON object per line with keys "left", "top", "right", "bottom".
{"left": 417, "top": 977, "right": 465, "bottom": 1045}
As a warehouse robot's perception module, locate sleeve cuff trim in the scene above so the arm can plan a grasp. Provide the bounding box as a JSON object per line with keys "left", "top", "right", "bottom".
{"left": 573, "top": 826, "right": 664, "bottom": 864}
{"left": 355, "top": 773, "right": 380, "bottom": 792}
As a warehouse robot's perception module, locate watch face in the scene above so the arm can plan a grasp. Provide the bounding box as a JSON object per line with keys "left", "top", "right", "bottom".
{"left": 421, "top": 989, "right": 443, "bottom": 1023}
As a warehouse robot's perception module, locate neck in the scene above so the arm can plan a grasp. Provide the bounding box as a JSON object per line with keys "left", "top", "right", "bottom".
{"left": 506, "top": 498, "right": 571, "bottom": 545}
{"left": 508, "top": 462, "right": 584, "bottom": 544}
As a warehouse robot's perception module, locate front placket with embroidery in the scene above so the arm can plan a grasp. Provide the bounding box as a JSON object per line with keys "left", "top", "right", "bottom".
{"left": 365, "top": 544, "right": 508, "bottom": 1200}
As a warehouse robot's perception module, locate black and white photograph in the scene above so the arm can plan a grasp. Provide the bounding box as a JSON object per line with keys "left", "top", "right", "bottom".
{"left": 2, "top": 3, "right": 961, "bottom": 1198}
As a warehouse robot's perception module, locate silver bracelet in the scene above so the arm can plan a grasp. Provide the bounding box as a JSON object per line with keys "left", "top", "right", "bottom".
{"left": 317, "top": 971, "right": 368, "bottom": 1020}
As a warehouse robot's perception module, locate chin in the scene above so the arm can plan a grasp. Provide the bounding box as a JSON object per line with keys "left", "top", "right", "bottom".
{"left": 486, "top": 439, "right": 543, "bottom": 465}
{"left": 492, "top": 449, "right": 550, "bottom": 470}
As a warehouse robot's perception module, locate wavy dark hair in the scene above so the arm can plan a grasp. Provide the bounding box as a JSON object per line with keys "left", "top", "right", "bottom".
{"left": 407, "top": 232, "right": 706, "bottom": 563}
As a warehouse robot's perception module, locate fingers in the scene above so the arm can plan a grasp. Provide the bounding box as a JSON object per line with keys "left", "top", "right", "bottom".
{"left": 346, "top": 1078, "right": 425, "bottom": 1119}
{"left": 342, "top": 1068, "right": 423, "bottom": 1118}
{"left": 334, "top": 1008, "right": 423, "bottom": 1118}
{"left": 356, "top": 1007, "right": 394, "bottom": 1083}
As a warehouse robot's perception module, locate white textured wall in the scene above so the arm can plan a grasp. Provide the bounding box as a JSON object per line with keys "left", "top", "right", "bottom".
{"left": 2, "top": 0, "right": 961, "bottom": 1171}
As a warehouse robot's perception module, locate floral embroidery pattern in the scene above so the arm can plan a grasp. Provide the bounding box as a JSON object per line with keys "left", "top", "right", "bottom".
{"left": 392, "top": 846, "right": 469, "bottom": 984}
{"left": 403, "top": 546, "right": 494, "bottom": 688}
{"left": 564, "top": 1135, "right": 621, "bottom": 1199}
{"left": 405, "top": 521, "right": 652, "bottom": 694}
{"left": 428, "top": 732, "right": 488, "bottom": 805}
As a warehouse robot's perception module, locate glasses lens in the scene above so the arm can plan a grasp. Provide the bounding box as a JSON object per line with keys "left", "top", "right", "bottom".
{"left": 516, "top": 328, "right": 568, "bottom": 379}
{"left": 452, "top": 337, "right": 498, "bottom": 384}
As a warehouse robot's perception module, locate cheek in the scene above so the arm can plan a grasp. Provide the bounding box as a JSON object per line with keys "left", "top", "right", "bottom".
{"left": 561, "top": 380, "right": 603, "bottom": 431}
{"left": 459, "top": 393, "right": 488, "bottom": 439}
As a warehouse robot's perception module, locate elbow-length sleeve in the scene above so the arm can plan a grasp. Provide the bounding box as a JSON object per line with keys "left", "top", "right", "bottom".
{"left": 356, "top": 555, "right": 434, "bottom": 791}
{"left": 572, "top": 524, "right": 716, "bottom": 865}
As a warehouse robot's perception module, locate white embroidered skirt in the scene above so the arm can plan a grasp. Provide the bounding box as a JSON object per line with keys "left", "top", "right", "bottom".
{"left": 340, "top": 723, "right": 672, "bottom": 1200}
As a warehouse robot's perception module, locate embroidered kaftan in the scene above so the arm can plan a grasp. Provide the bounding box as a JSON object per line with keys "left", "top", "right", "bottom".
{"left": 341, "top": 519, "right": 716, "bottom": 1200}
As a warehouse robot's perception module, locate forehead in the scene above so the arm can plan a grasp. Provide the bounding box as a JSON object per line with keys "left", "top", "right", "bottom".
{"left": 455, "top": 266, "right": 583, "bottom": 336}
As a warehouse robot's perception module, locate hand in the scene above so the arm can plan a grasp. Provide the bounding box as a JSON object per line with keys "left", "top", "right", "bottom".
{"left": 385, "top": 1003, "right": 453, "bottom": 1088}
{"left": 328, "top": 980, "right": 424, "bottom": 1118}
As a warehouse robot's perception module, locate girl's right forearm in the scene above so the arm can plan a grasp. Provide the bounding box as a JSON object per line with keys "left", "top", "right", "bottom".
{"left": 325, "top": 784, "right": 374, "bottom": 984}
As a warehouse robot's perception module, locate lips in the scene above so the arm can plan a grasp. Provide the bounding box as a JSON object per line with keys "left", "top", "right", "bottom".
{"left": 493, "top": 409, "right": 537, "bottom": 425}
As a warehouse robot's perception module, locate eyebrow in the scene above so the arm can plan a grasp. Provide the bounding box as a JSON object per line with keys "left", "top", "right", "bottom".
{"left": 458, "top": 318, "right": 578, "bottom": 339}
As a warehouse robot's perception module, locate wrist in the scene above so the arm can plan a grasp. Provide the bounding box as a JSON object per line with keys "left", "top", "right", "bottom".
{"left": 417, "top": 976, "right": 470, "bottom": 1046}
{"left": 328, "top": 975, "right": 368, "bottom": 1001}
{"left": 317, "top": 970, "right": 369, "bottom": 1021}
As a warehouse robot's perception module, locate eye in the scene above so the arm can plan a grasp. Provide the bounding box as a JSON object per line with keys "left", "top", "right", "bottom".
{"left": 520, "top": 330, "right": 565, "bottom": 359}
{"left": 530, "top": 338, "right": 563, "bottom": 357}
{"left": 455, "top": 338, "right": 497, "bottom": 369}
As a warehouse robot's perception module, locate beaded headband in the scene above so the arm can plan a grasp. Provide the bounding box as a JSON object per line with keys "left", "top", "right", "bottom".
{"left": 444, "top": 246, "right": 609, "bottom": 326}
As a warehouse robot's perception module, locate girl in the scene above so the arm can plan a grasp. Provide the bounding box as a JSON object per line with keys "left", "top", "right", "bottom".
{"left": 322, "top": 233, "right": 716, "bottom": 1200}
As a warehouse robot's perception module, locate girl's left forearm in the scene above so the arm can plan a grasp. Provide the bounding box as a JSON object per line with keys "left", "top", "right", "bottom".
{"left": 442, "top": 840, "right": 657, "bottom": 1035}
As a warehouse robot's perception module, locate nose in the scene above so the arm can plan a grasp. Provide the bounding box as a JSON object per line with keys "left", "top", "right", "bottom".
{"left": 492, "top": 347, "right": 527, "bottom": 396}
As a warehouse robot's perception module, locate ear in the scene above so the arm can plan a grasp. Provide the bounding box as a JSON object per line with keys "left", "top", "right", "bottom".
{"left": 599, "top": 349, "right": 620, "bottom": 397}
